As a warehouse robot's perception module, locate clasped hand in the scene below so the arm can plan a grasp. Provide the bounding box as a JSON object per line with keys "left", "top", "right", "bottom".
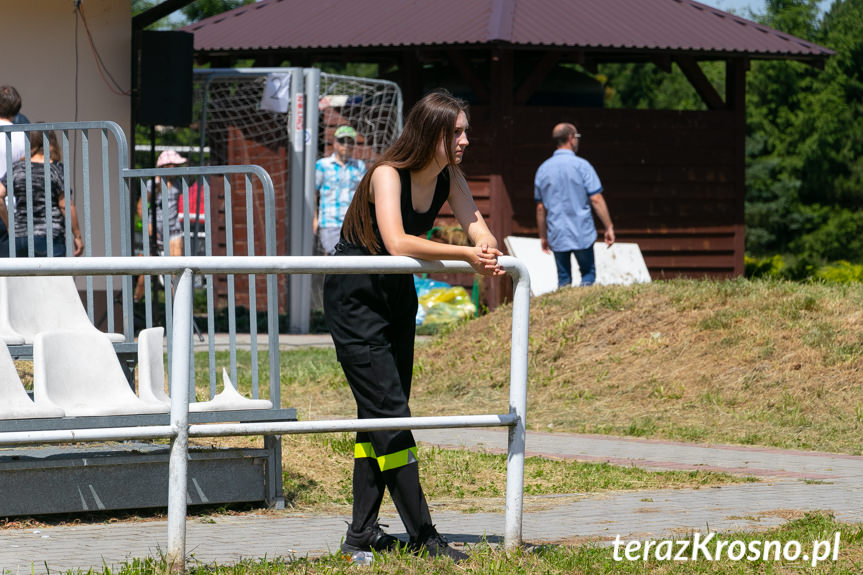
{"left": 470, "top": 243, "right": 506, "bottom": 276}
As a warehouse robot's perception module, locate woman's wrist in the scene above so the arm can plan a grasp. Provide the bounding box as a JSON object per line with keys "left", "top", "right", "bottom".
{"left": 463, "top": 245, "right": 476, "bottom": 262}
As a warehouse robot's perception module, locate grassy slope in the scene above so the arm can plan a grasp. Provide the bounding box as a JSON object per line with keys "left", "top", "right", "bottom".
{"left": 410, "top": 278, "right": 863, "bottom": 454}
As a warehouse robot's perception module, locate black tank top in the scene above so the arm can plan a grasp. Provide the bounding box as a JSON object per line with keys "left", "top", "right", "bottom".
{"left": 338, "top": 167, "right": 450, "bottom": 255}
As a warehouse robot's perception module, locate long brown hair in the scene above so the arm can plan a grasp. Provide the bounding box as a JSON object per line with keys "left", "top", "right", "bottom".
{"left": 341, "top": 89, "right": 469, "bottom": 254}
{"left": 29, "top": 127, "right": 61, "bottom": 162}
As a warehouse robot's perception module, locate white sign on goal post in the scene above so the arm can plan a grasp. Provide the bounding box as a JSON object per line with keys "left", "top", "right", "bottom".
{"left": 259, "top": 72, "right": 291, "bottom": 113}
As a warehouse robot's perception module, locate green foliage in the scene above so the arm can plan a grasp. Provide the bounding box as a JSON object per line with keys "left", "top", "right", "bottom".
{"left": 598, "top": 61, "right": 725, "bottom": 111}
{"left": 816, "top": 260, "right": 863, "bottom": 283}
{"left": 315, "top": 62, "right": 381, "bottom": 79}
{"left": 134, "top": 125, "right": 202, "bottom": 167}
{"left": 182, "top": 0, "right": 255, "bottom": 24}
{"left": 744, "top": 254, "right": 786, "bottom": 279}
{"left": 790, "top": 207, "right": 863, "bottom": 262}
{"left": 132, "top": 0, "right": 255, "bottom": 31}
{"left": 744, "top": 253, "right": 863, "bottom": 283}
{"left": 131, "top": 0, "right": 157, "bottom": 16}
{"left": 744, "top": 0, "right": 863, "bottom": 269}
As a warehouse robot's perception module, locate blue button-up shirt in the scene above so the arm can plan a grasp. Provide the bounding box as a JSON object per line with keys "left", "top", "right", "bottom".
{"left": 534, "top": 149, "right": 603, "bottom": 251}
{"left": 315, "top": 154, "right": 366, "bottom": 228}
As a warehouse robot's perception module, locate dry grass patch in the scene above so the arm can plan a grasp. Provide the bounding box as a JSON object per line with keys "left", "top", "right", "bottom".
{"left": 412, "top": 279, "right": 863, "bottom": 454}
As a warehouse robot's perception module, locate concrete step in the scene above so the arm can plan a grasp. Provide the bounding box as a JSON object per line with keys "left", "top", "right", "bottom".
{"left": 0, "top": 442, "right": 278, "bottom": 516}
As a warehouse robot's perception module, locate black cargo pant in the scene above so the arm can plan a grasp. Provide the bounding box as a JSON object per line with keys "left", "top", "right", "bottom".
{"left": 323, "top": 264, "right": 433, "bottom": 541}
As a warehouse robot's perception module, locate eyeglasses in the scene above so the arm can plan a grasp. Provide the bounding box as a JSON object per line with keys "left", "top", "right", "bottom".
{"left": 574, "top": 133, "right": 582, "bottom": 139}
{"left": 336, "top": 137, "right": 355, "bottom": 145}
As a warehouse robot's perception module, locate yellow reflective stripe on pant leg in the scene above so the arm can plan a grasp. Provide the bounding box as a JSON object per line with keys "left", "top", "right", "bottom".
{"left": 377, "top": 446, "right": 418, "bottom": 471}
{"left": 354, "top": 442, "right": 377, "bottom": 459}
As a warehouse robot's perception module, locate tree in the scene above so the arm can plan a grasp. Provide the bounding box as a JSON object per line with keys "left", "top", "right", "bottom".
{"left": 181, "top": 0, "right": 255, "bottom": 24}
{"left": 598, "top": 61, "right": 725, "bottom": 111}
{"left": 744, "top": 0, "right": 863, "bottom": 266}
{"left": 132, "top": 0, "right": 157, "bottom": 15}
{"left": 131, "top": 0, "right": 254, "bottom": 29}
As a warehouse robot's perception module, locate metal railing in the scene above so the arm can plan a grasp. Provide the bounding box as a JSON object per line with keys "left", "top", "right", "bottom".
{"left": 0, "top": 121, "right": 131, "bottom": 312}
{"left": 0, "top": 254, "right": 530, "bottom": 572}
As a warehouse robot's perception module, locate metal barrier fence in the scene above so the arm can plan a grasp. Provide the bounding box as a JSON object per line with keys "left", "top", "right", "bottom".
{"left": 1, "top": 121, "right": 280, "bottom": 404}
{"left": 125, "top": 164, "right": 280, "bottom": 402}
{"left": 0, "top": 254, "right": 530, "bottom": 572}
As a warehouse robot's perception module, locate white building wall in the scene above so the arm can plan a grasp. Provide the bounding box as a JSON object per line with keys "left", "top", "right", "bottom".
{"left": 1, "top": 0, "right": 131, "bottom": 265}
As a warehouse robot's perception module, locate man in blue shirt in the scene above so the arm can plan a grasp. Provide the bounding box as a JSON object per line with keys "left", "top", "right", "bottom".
{"left": 314, "top": 125, "right": 366, "bottom": 255}
{"left": 534, "top": 122, "right": 614, "bottom": 287}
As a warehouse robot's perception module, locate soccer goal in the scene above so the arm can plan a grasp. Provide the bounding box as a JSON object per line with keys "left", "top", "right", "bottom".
{"left": 193, "top": 68, "right": 402, "bottom": 164}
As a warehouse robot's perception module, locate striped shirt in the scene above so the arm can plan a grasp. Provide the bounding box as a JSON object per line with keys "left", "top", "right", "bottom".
{"left": 1, "top": 160, "right": 68, "bottom": 237}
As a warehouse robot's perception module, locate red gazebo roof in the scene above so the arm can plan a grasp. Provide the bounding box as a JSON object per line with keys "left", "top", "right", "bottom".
{"left": 186, "top": 0, "right": 832, "bottom": 61}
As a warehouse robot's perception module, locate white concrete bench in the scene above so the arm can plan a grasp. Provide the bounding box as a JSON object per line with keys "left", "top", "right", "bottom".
{"left": 0, "top": 339, "right": 64, "bottom": 420}
{"left": 0, "top": 276, "right": 125, "bottom": 345}
{"left": 137, "top": 326, "right": 273, "bottom": 412}
{"left": 34, "top": 330, "right": 168, "bottom": 417}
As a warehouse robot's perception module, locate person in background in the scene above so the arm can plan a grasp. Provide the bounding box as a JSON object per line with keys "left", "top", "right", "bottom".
{"left": 0, "top": 128, "right": 84, "bottom": 257}
{"left": 0, "top": 86, "right": 27, "bottom": 255}
{"left": 0, "top": 86, "right": 25, "bottom": 176}
{"left": 142, "top": 149, "right": 187, "bottom": 257}
{"left": 134, "top": 149, "right": 187, "bottom": 300}
{"left": 534, "top": 122, "right": 614, "bottom": 288}
{"left": 323, "top": 90, "right": 505, "bottom": 563}
{"left": 314, "top": 125, "right": 366, "bottom": 255}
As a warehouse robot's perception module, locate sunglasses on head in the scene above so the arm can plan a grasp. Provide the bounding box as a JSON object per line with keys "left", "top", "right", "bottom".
{"left": 336, "top": 137, "right": 355, "bottom": 145}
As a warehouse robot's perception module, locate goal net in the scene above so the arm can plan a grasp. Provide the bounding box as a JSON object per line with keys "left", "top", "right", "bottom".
{"left": 192, "top": 70, "right": 403, "bottom": 165}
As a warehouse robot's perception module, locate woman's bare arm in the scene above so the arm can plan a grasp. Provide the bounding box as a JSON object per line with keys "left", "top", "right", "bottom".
{"left": 373, "top": 166, "right": 503, "bottom": 276}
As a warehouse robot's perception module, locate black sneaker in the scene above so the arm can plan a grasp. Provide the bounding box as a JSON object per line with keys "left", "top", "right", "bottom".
{"left": 340, "top": 522, "right": 401, "bottom": 554}
{"left": 411, "top": 527, "right": 468, "bottom": 563}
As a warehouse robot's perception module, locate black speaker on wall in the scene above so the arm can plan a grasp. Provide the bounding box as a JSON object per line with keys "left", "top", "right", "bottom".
{"left": 139, "top": 31, "right": 193, "bottom": 126}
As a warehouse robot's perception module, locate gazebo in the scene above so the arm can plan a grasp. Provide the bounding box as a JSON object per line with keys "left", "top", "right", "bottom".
{"left": 184, "top": 0, "right": 832, "bottom": 303}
